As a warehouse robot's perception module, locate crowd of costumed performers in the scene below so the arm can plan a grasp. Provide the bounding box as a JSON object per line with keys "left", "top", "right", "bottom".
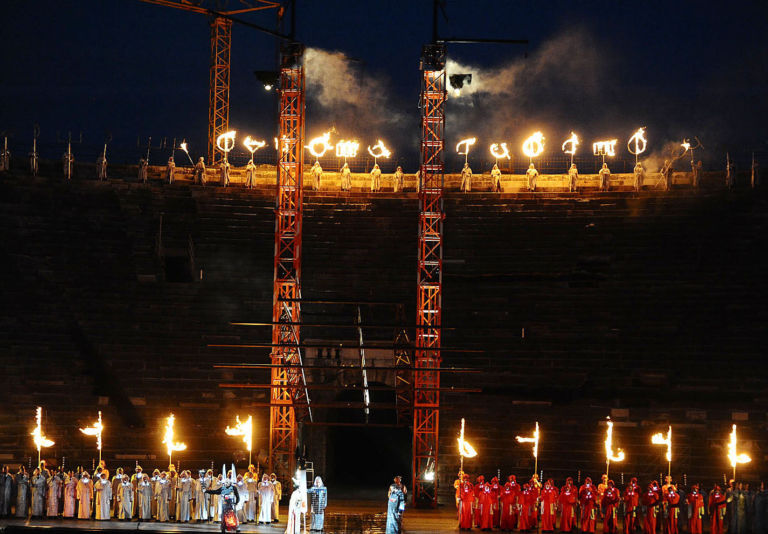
{"left": 454, "top": 472, "right": 768, "bottom": 534}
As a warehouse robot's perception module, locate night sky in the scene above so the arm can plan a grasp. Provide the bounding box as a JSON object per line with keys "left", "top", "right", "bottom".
{"left": 2, "top": 0, "right": 767, "bottom": 165}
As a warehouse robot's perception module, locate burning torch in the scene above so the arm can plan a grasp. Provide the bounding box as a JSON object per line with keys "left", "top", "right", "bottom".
{"left": 225, "top": 415, "right": 253, "bottom": 466}
{"left": 651, "top": 425, "right": 672, "bottom": 477}
{"left": 604, "top": 417, "right": 625, "bottom": 478}
{"left": 79, "top": 411, "right": 104, "bottom": 464}
{"left": 31, "top": 407, "right": 54, "bottom": 468}
{"left": 163, "top": 414, "right": 187, "bottom": 468}
{"left": 515, "top": 421, "right": 540, "bottom": 476}
{"left": 457, "top": 418, "right": 478, "bottom": 473}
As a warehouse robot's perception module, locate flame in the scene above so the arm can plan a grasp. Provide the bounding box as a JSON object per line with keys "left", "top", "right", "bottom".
{"left": 335, "top": 140, "right": 359, "bottom": 158}
{"left": 728, "top": 424, "right": 751, "bottom": 468}
{"left": 651, "top": 425, "right": 671, "bottom": 463}
{"left": 490, "top": 143, "right": 511, "bottom": 160}
{"left": 367, "top": 139, "right": 391, "bottom": 159}
{"left": 275, "top": 136, "right": 290, "bottom": 153}
{"left": 456, "top": 138, "right": 477, "bottom": 156}
{"left": 562, "top": 132, "right": 579, "bottom": 156}
{"left": 79, "top": 411, "right": 103, "bottom": 451}
{"left": 225, "top": 415, "right": 253, "bottom": 452}
{"left": 305, "top": 132, "right": 333, "bottom": 158}
{"left": 681, "top": 141, "right": 691, "bottom": 153}
{"left": 162, "top": 414, "right": 187, "bottom": 457}
{"left": 216, "top": 130, "right": 237, "bottom": 153}
{"left": 32, "top": 407, "right": 54, "bottom": 451}
{"left": 243, "top": 136, "right": 266, "bottom": 154}
{"left": 627, "top": 128, "right": 648, "bottom": 156}
{"left": 179, "top": 142, "right": 189, "bottom": 154}
{"left": 593, "top": 139, "right": 618, "bottom": 157}
{"left": 522, "top": 132, "right": 546, "bottom": 158}
{"left": 515, "top": 421, "right": 540, "bottom": 459}
{"left": 457, "top": 418, "right": 478, "bottom": 458}
{"left": 605, "top": 418, "right": 625, "bottom": 463}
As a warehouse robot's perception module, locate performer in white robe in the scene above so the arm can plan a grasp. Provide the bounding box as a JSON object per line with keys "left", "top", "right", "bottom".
{"left": 245, "top": 471, "right": 259, "bottom": 522}
{"left": 257, "top": 474, "right": 275, "bottom": 524}
{"left": 271, "top": 473, "right": 282, "bottom": 522}
{"left": 15, "top": 468, "right": 29, "bottom": 518}
{"left": 235, "top": 475, "right": 248, "bottom": 523}
{"left": 176, "top": 471, "right": 192, "bottom": 522}
{"left": 155, "top": 473, "right": 171, "bottom": 522}
{"left": 285, "top": 477, "right": 307, "bottom": 534}
{"left": 137, "top": 475, "right": 153, "bottom": 520}
{"left": 62, "top": 472, "right": 77, "bottom": 518}
{"left": 150, "top": 469, "right": 161, "bottom": 518}
{"left": 119, "top": 476, "right": 134, "bottom": 520}
{"left": 211, "top": 474, "right": 223, "bottom": 521}
{"left": 46, "top": 471, "right": 61, "bottom": 517}
{"left": 95, "top": 473, "right": 112, "bottom": 520}
{"left": 195, "top": 470, "right": 212, "bottom": 522}
{"left": 76, "top": 473, "right": 93, "bottom": 519}
{"left": 30, "top": 468, "right": 46, "bottom": 517}
{"left": 111, "top": 468, "right": 124, "bottom": 517}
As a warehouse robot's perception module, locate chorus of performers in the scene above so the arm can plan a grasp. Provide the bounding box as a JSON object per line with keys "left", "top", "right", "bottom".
{"left": 454, "top": 471, "right": 768, "bottom": 534}
{"left": 0, "top": 462, "right": 327, "bottom": 532}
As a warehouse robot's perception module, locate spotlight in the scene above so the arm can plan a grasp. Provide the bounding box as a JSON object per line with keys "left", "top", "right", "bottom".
{"left": 254, "top": 70, "right": 279, "bottom": 91}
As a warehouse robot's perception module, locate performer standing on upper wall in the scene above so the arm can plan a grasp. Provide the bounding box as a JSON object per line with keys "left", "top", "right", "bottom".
{"left": 393, "top": 166, "right": 404, "bottom": 193}
{"left": 96, "top": 153, "right": 108, "bottom": 181}
{"left": 370, "top": 163, "right": 382, "bottom": 192}
{"left": 310, "top": 161, "right": 323, "bottom": 191}
{"left": 526, "top": 163, "right": 538, "bottom": 192}
{"left": 634, "top": 161, "right": 645, "bottom": 191}
{"left": 460, "top": 162, "right": 472, "bottom": 192}
{"left": 386, "top": 476, "right": 406, "bottom": 534}
{"left": 491, "top": 163, "right": 502, "bottom": 192}
{"left": 194, "top": 157, "right": 206, "bottom": 185}
{"left": 599, "top": 162, "right": 611, "bottom": 191}
{"left": 167, "top": 156, "right": 176, "bottom": 184}
{"left": 569, "top": 163, "right": 579, "bottom": 192}
{"left": 340, "top": 162, "right": 351, "bottom": 191}
{"left": 245, "top": 159, "right": 257, "bottom": 189}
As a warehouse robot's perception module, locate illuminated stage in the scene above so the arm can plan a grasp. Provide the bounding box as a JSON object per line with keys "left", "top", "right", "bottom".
{"left": 0, "top": 499, "right": 455, "bottom": 534}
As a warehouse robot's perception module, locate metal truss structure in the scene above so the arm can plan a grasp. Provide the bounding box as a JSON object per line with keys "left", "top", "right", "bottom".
{"left": 208, "top": 17, "right": 232, "bottom": 166}
{"left": 412, "top": 43, "right": 446, "bottom": 507}
{"left": 269, "top": 42, "right": 309, "bottom": 481}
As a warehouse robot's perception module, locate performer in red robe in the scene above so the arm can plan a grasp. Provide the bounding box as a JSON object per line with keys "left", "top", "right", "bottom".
{"left": 490, "top": 476, "right": 502, "bottom": 529}
{"left": 478, "top": 480, "right": 494, "bottom": 530}
{"left": 474, "top": 475, "right": 485, "bottom": 528}
{"left": 518, "top": 483, "right": 536, "bottom": 532}
{"left": 559, "top": 477, "right": 579, "bottom": 533}
{"left": 663, "top": 486, "right": 680, "bottom": 534}
{"left": 709, "top": 485, "right": 727, "bottom": 534}
{"left": 458, "top": 474, "right": 474, "bottom": 530}
{"left": 686, "top": 485, "right": 705, "bottom": 534}
{"left": 602, "top": 480, "right": 621, "bottom": 534}
{"left": 540, "top": 479, "right": 559, "bottom": 532}
{"left": 579, "top": 477, "right": 598, "bottom": 534}
{"left": 623, "top": 478, "right": 640, "bottom": 534}
{"left": 642, "top": 483, "right": 660, "bottom": 534}
{"left": 500, "top": 475, "right": 520, "bottom": 531}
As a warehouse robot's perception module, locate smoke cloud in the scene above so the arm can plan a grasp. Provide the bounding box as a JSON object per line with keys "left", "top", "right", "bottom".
{"left": 303, "top": 48, "right": 411, "bottom": 141}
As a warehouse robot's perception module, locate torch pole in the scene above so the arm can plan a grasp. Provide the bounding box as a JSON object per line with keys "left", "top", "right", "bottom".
{"left": 606, "top": 460, "right": 610, "bottom": 479}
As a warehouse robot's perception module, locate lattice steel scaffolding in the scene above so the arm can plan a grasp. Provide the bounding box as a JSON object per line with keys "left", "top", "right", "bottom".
{"left": 412, "top": 43, "right": 446, "bottom": 507}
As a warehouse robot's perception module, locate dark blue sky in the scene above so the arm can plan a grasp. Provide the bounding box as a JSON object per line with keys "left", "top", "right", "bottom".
{"left": 1, "top": 0, "right": 767, "bottom": 165}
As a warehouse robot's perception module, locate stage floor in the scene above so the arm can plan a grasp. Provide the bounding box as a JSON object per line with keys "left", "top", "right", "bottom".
{"left": 0, "top": 500, "right": 457, "bottom": 534}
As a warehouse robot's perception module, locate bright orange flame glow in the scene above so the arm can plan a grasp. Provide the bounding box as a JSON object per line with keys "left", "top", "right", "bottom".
{"left": 225, "top": 415, "right": 253, "bottom": 452}
{"left": 515, "top": 421, "right": 540, "bottom": 458}
{"left": 605, "top": 418, "right": 625, "bottom": 463}
{"left": 163, "top": 414, "right": 187, "bottom": 458}
{"left": 651, "top": 426, "right": 671, "bottom": 463}
{"left": 457, "top": 418, "right": 477, "bottom": 458}
{"left": 522, "top": 132, "right": 545, "bottom": 158}
{"left": 79, "top": 411, "right": 103, "bottom": 451}
{"left": 728, "top": 424, "right": 751, "bottom": 468}
{"left": 32, "top": 407, "right": 54, "bottom": 451}
{"left": 562, "top": 132, "right": 579, "bottom": 156}
{"left": 490, "top": 143, "right": 511, "bottom": 160}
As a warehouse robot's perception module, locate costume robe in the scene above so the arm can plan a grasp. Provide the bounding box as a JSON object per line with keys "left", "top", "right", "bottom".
{"left": 458, "top": 481, "right": 475, "bottom": 529}
{"left": 15, "top": 474, "right": 29, "bottom": 517}
{"left": 308, "top": 484, "right": 328, "bottom": 531}
{"left": 258, "top": 481, "right": 275, "bottom": 523}
{"left": 603, "top": 487, "right": 621, "bottom": 534}
{"left": 623, "top": 485, "right": 640, "bottom": 534}
{"left": 46, "top": 475, "right": 61, "bottom": 517}
{"left": 559, "top": 484, "right": 578, "bottom": 532}
{"left": 710, "top": 491, "right": 727, "bottom": 534}
{"left": 540, "top": 485, "right": 559, "bottom": 532}
{"left": 580, "top": 486, "right": 599, "bottom": 533}
{"left": 686, "top": 490, "right": 705, "bottom": 534}
{"left": 235, "top": 481, "right": 248, "bottom": 523}
{"left": 386, "top": 485, "right": 406, "bottom": 534}
{"left": 477, "top": 483, "right": 494, "bottom": 530}
{"left": 63, "top": 476, "right": 77, "bottom": 518}
{"left": 244, "top": 475, "right": 258, "bottom": 521}
{"left": 642, "top": 489, "right": 660, "bottom": 534}
{"left": 490, "top": 479, "right": 502, "bottom": 528}
{"left": 272, "top": 479, "right": 282, "bottom": 521}
{"left": 210, "top": 478, "right": 221, "bottom": 521}
{"left": 195, "top": 475, "right": 211, "bottom": 521}
{"left": 76, "top": 478, "right": 92, "bottom": 519}
{"left": 95, "top": 478, "right": 112, "bottom": 520}
{"left": 30, "top": 474, "right": 46, "bottom": 516}
{"left": 518, "top": 487, "right": 536, "bottom": 531}
{"left": 177, "top": 477, "right": 192, "bottom": 522}
{"left": 119, "top": 481, "right": 134, "bottom": 519}
{"left": 500, "top": 482, "right": 520, "bottom": 531}
{"left": 137, "top": 480, "right": 153, "bottom": 520}
{"left": 285, "top": 489, "right": 307, "bottom": 534}
{"left": 155, "top": 479, "right": 171, "bottom": 522}
{"left": 0, "top": 472, "right": 13, "bottom": 516}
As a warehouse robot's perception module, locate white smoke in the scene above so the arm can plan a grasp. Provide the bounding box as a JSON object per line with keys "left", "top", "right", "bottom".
{"left": 303, "top": 48, "right": 409, "bottom": 137}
